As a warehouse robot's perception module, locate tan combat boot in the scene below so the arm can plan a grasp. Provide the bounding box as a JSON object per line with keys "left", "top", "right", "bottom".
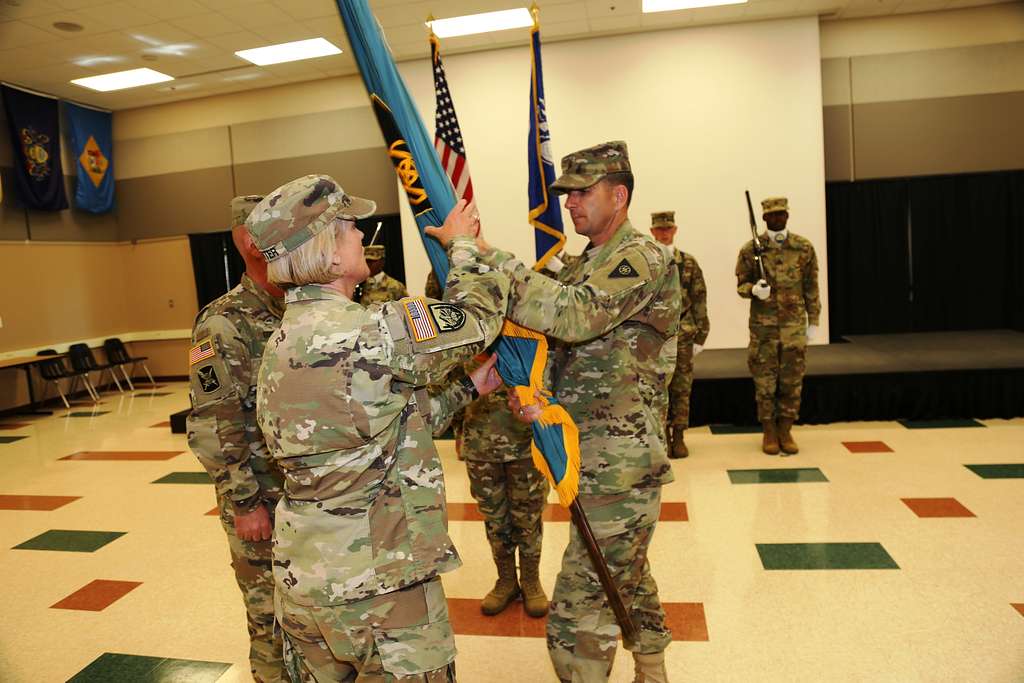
{"left": 632, "top": 652, "right": 669, "bottom": 683}
{"left": 761, "top": 420, "right": 780, "bottom": 455}
{"left": 670, "top": 428, "right": 689, "bottom": 459}
{"left": 518, "top": 553, "right": 549, "bottom": 618}
{"left": 480, "top": 552, "right": 520, "bottom": 616}
{"left": 777, "top": 418, "right": 799, "bottom": 455}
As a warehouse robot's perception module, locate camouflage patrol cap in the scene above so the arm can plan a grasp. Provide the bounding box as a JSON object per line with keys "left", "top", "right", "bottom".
{"left": 761, "top": 197, "right": 789, "bottom": 214}
{"left": 230, "top": 195, "right": 263, "bottom": 226}
{"left": 364, "top": 245, "right": 385, "bottom": 260}
{"left": 246, "top": 174, "right": 376, "bottom": 263}
{"left": 549, "top": 140, "right": 631, "bottom": 194}
{"left": 651, "top": 211, "right": 675, "bottom": 229}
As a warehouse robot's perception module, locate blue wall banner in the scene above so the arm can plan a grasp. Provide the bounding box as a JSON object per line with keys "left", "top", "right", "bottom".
{"left": 65, "top": 102, "right": 114, "bottom": 213}
{"left": 1, "top": 84, "right": 67, "bottom": 211}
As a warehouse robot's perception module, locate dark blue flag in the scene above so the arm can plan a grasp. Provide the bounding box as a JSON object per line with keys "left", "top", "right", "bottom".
{"left": 528, "top": 20, "right": 564, "bottom": 269}
{"left": 1, "top": 84, "right": 67, "bottom": 211}
{"left": 65, "top": 102, "right": 114, "bottom": 213}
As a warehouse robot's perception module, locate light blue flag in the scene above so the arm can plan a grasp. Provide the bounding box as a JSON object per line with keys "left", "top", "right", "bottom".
{"left": 65, "top": 102, "right": 114, "bottom": 213}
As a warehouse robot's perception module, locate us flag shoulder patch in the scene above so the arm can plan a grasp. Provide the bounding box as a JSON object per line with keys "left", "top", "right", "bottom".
{"left": 189, "top": 338, "right": 216, "bottom": 366}
{"left": 401, "top": 297, "right": 438, "bottom": 342}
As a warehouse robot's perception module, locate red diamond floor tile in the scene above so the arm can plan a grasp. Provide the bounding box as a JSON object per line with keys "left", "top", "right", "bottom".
{"left": 0, "top": 494, "right": 81, "bottom": 511}
{"left": 60, "top": 451, "right": 184, "bottom": 461}
{"left": 1012, "top": 604, "right": 1024, "bottom": 618}
{"left": 51, "top": 579, "right": 142, "bottom": 611}
{"left": 901, "top": 497, "right": 976, "bottom": 518}
{"left": 843, "top": 441, "right": 894, "bottom": 453}
{"left": 206, "top": 507, "right": 220, "bottom": 516}
{"left": 0, "top": 423, "right": 31, "bottom": 431}
{"left": 149, "top": 421, "right": 172, "bottom": 428}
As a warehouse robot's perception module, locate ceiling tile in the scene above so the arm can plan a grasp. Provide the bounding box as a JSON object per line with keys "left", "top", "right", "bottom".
{"left": 586, "top": 0, "right": 641, "bottom": 19}
{"left": 589, "top": 13, "right": 643, "bottom": 31}
{"left": 536, "top": 19, "right": 589, "bottom": 38}
{"left": 170, "top": 12, "right": 242, "bottom": 38}
{"left": 21, "top": 9, "right": 115, "bottom": 37}
{"left": 379, "top": 22, "right": 431, "bottom": 45}
{"left": 77, "top": 1, "right": 160, "bottom": 29}
{"left": 0, "top": 20, "right": 71, "bottom": 48}
{"left": 535, "top": 2, "right": 589, "bottom": 24}
{"left": 690, "top": 3, "right": 749, "bottom": 23}
{"left": 0, "top": 3, "right": 68, "bottom": 20}
{"left": 253, "top": 21, "right": 321, "bottom": 43}
{"left": 277, "top": 0, "right": 340, "bottom": 21}
{"left": 372, "top": 1, "right": 433, "bottom": 27}
{"left": 204, "top": 29, "right": 267, "bottom": 51}
{"left": 639, "top": 7, "right": 697, "bottom": 25}
{"left": 0, "top": 45, "right": 66, "bottom": 72}
{"left": 125, "top": 0, "right": 208, "bottom": 21}
{"left": 124, "top": 23, "right": 200, "bottom": 47}
{"left": 53, "top": 0, "right": 115, "bottom": 8}
{"left": 217, "top": 2, "right": 294, "bottom": 31}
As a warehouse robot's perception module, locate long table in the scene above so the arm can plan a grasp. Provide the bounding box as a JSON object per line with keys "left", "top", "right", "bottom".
{"left": 0, "top": 354, "right": 66, "bottom": 416}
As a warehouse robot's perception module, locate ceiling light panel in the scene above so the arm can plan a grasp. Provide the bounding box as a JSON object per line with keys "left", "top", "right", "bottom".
{"left": 428, "top": 8, "right": 533, "bottom": 38}
{"left": 643, "top": 0, "right": 748, "bottom": 11}
{"left": 235, "top": 37, "right": 341, "bottom": 66}
{"left": 71, "top": 67, "right": 174, "bottom": 92}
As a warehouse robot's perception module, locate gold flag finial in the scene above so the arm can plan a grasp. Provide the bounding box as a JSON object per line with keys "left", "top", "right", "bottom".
{"left": 426, "top": 12, "right": 436, "bottom": 37}
{"left": 530, "top": 2, "right": 540, "bottom": 27}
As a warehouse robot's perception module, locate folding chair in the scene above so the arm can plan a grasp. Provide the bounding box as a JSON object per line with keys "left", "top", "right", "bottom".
{"left": 36, "top": 349, "right": 96, "bottom": 406}
{"left": 68, "top": 343, "right": 123, "bottom": 395}
{"left": 104, "top": 338, "right": 156, "bottom": 388}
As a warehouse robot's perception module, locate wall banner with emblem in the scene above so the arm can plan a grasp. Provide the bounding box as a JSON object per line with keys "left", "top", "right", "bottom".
{"left": 65, "top": 102, "right": 114, "bottom": 214}
{"left": 1, "top": 84, "right": 68, "bottom": 211}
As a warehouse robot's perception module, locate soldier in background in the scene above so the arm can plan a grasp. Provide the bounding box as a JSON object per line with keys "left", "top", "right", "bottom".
{"left": 251, "top": 175, "right": 510, "bottom": 680}
{"left": 649, "top": 211, "right": 709, "bottom": 459}
{"left": 461, "top": 359, "right": 549, "bottom": 618}
{"left": 496, "top": 142, "right": 680, "bottom": 683}
{"left": 186, "top": 194, "right": 287, "bottom": 683}
{"left": 357, "top": 244, "right": 408, "bottom": 305}
{"left": 735, "top": 196, "right": 820, "bottom": 455}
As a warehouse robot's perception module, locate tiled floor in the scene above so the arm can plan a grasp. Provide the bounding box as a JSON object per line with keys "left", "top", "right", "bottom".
{"left": 1, "top": 383, "right": 1022, "bottom": 681}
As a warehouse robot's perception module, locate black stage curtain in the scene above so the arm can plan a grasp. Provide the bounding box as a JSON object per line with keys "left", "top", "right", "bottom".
{"left": 188, "top": 231, "right": 245, "bottom": 311}
{"left": 826, "top": 169, "right": 1024, "bottom": 337}
{"left": 825, "top": 179, "right": 911, "bottom": 338}
{"left": 357, "top": 213, "right": 406, "bottom": 285}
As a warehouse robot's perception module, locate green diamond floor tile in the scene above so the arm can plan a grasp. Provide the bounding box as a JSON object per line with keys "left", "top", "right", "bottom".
{"left": 152, "top": 471, "right": 213, "bottom": 484}
{"left": 0, "top": 436, "right": 28, "bottom": 444}
{"left": 965, "top": 464, "right": 1024, "bottom": 479}
{"left": 68, "top": 652, "right": 231, "bottom": 682}
{"left": 757, "top": 542, "right": 899, "bottom": 570}
{"left": 728, "top": 468, "right": 828, "bottom": 484}
{"left": 709, "top": 424, "right": 763, "bottom": 435}
{"left": 134, "top": 392, "right": 172, "bottom": 397}
{"left": 898, "top": 418, "right": 985, "bottom": 429}
{"left": 64, "top": 411, "right": 111, "bottom": 417}
{"left": 13, "top": 529, "right": 125, "bottom": 553}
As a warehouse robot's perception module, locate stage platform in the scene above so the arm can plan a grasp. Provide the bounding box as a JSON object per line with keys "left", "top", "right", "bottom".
{"left": 689, "top": 329, "right": 1024, "bottom": 426}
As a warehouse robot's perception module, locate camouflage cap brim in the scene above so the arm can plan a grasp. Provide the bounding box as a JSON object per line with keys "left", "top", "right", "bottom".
{"left": 338, "top": 195, "right": 376, "bottom": 221}
{"left": 549, "top": 173, "right": 605, "bottom": 195}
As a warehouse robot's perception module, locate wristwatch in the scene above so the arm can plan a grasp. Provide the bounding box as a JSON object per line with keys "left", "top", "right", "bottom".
{"left": 460, "top": 375, "right": 479, "bottom": 401}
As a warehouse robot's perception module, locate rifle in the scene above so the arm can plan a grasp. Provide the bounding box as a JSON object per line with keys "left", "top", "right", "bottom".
{"left": 745, "top": 190, "right": 768, "bottom": 283}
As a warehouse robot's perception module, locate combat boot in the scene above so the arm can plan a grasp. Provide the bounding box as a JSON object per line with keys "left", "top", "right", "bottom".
{"left": 632, "top": 652, "right": 669, "bottom": 683}
{"left": 777, "top": 419, "right": 799, "bottom": 455}
{"left": 669, "top": 428, "right": 689, "bottom": 459}
{"left": 481, "top": 552, "right": 520, "bottom": 616}
{"left": 518, "top": 553, "right": 549, "bottom": 618}
{"left": 761, "top": 420, "right": 780, "bottom": 455}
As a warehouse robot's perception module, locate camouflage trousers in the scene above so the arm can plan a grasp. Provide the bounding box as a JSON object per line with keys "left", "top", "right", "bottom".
{"left": 465, "top": 458, "right": 547, "bottom": 562}
{"left": 547, "top": 488, "right": 672, "bottom": 682}
{"left": 276, "top": 577, "right": 456, "bottom": 683}
{"left": 667, "top": 340, "right": 695, "bottom": 431}
{"left": 219, "top": 498, "right": 287, "bottom": 683}
{"left": 747, "top": 327, "right": 807, "bottom": 422}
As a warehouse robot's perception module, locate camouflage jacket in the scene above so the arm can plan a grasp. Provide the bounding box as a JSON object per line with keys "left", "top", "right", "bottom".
{"left": 736, "top": 231, "right": 821, "bottom": 329}
{"left": 257, "top": 237, "right": 509, "bottom": 606}
{"left": 482, "top": 220, "right": 681, "bottom": 495}
{"left": 673, "top": 247, "right": 710, "bottom": 346}
{"left": 187, "top": 274, "right": 286, "bottom": 511}
{"left": 358, "top": 271, "right": 409, "bottom": 306}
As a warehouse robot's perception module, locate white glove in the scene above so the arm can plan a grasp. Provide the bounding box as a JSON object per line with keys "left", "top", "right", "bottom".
{"left": 693, "top": 344, "right": 704, "bottom": 356}
{"left": 807, "top": 324, "right": 820, "bottom": 341}
{"left": 545, "top": 254, "right": 565, "bottom": 273}
{"left": 752, "top": 280, "right": 771, "bottom": 300}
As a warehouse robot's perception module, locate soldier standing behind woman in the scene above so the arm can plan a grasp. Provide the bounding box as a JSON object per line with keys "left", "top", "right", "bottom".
{"left": 250, "top": 174, "right": 510, "bottom": 681}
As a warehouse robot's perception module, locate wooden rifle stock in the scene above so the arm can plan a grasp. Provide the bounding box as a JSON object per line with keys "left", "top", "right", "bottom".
{"left": 569, "top": 499, "right": 638, "bottom": 644}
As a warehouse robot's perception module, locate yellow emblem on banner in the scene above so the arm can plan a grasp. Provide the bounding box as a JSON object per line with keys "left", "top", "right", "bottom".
{"left": 79, "top": 135, "right": 109, "bottom": 188}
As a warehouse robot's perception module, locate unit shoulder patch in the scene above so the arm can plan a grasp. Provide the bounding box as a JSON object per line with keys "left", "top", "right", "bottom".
{"left": 609, "top": 258, "right": 640, "bottom": 279}
{"left": 196, "top": 364, "right": 221, "bottom": 393}
{"left": 429, "top": 303, "right": 467, "bottom": 332}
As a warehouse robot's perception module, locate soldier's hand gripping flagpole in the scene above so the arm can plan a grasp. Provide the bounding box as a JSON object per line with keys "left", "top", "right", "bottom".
{"left": 746, "top": 190, "right": 769, "bottom": 283}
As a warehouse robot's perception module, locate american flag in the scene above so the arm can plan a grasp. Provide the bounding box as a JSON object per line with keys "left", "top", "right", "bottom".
{"left": 402, "top": 297, "right": 437, "bottom": 342}
{"left": 189, "top": 338, "right": 214, "bottom": 366}
{"left": 430, "top": 35, "right": 474, "bottom": 202}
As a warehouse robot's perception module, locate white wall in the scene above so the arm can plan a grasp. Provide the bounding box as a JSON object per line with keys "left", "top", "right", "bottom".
{"left": 398, "top": 16, "right": 827, "bottom": 349}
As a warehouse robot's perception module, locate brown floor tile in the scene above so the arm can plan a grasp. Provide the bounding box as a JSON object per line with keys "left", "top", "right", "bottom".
{"left": 60, "top": 451, "right": 184, "bottom": 461}
{"left": 149, "top": 421, "right": 171, "bottom": 428}
{"left": 51, "top": 579, "right": 142, "bottom": 611}
{"left": 665, "top": 602, "right": 710, "bottom": 641}
{"left": 447, "top": 598, "right": 546, "bottom": 638}
{"left": 449, "top": 502, "right": 688, "bottom": 522}
{"left": 901, "top": 497, "right": 976, "bottom": 518}
{"left": 0, "top": 494, "right": 81, "bottom": 511}
{"left": 206, "top": 506, "right": 220, "bottom": 516}
{"left": 0, "top": 423, "right": 31, "bottom": 431}
{"left": 843, "top": 441, "right": 894, "bottom": 453}
{"left": 1012, "top": 604, "right": 1024, "bottom": 618}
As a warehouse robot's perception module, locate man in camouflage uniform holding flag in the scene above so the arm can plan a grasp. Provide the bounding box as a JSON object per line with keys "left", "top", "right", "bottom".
{"left": 494, "top": 141, "right": 680, "bottom": 683}
{"left": 650, "top": 211, "right": 709, "bottom": 459}
{"left": 187, "top": 194, "right": 287, "bottom": 683}
{"left": 736, "top": 196, "right": 821, "bottom": 455}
